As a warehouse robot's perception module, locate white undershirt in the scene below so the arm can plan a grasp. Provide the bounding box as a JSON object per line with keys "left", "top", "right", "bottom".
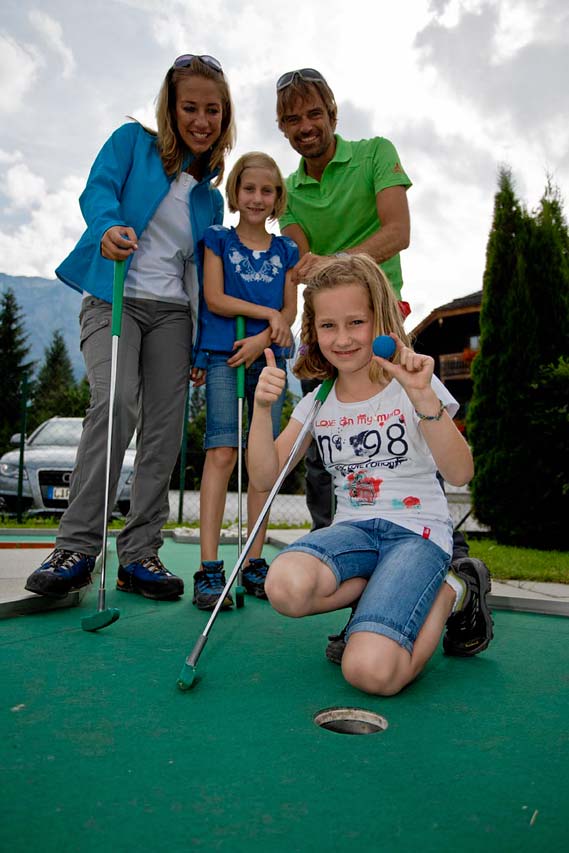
{"left": 124, "top": 172, "right": 198, "bottom": 308}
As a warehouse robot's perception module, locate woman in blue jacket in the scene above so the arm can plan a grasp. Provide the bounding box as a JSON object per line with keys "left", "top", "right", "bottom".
{"left": 26, "top": 55, "right": 235, "bottom": 602}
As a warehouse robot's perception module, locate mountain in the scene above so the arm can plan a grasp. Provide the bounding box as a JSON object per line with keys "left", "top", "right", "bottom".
{"left": 0, "top": 273, "right": 84, "bottom": 380}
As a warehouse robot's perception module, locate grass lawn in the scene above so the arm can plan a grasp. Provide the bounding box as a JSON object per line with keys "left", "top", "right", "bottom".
{"left": 466, "top": 535, "right": 569, "bottom": 584}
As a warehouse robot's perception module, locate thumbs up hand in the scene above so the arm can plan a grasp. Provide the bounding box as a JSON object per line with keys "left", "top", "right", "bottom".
{"left": 255, "top": 348, "right": 287, "bottom": 408}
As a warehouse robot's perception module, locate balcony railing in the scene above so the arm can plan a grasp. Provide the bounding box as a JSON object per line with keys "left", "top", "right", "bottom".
{"left": 439, "top": 351, "right": 476, "bottom": 381}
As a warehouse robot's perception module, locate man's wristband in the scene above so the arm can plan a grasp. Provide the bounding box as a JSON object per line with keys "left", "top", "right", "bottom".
{"left": 415, "top": 399, "right": 445, "bottom": 421}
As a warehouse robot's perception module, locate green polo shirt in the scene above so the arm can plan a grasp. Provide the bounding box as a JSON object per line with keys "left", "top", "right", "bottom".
{"left": 280, "top": 135, "right": 411, "bottom": 298}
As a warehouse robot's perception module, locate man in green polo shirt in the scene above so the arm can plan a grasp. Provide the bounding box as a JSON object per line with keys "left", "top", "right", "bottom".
{"left": 277, "top": 78, "right": 411, "bottom": 302}
{"left": 275, "top": 68, "right": 493, "bottom": 666}
{"left": 276, "top": 68, "right": 412, "bottom": 534}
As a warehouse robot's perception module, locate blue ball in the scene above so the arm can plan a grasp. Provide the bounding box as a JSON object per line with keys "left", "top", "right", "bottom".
{"left": 372, "top": 335, "right": 396, "bottom": 359}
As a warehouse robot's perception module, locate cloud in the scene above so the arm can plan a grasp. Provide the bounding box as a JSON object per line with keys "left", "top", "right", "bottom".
{"left": 416, "top": 1, "right": 569, "bottom": 136}
{"left": 2, "top": 162, "right": 47, "bottom": 208}
{"left": 28, "top": 9, "right": 75, "bottom": 78}
{"left": 0, "top": 149, "right": 24, "bottom": 165}
{"left": 337, "top": 101, "right": 376, "bottom": 142}
{"left": 396, "top": 118, "right": 494, "bottom": 188}
{"left": 0, "top": 163, "right": 85, "bottom": 277}
{"left": 0, "top": 33, "right": 40, "bottom": 112}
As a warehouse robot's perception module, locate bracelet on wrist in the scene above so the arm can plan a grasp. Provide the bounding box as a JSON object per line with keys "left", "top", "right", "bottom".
{"left": 415, "top": 399, "right": 445, "bottom": 421}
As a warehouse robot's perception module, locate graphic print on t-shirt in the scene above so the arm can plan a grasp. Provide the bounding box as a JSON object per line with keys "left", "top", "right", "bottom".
{"left": 344, "top": 471, "right": 383, "bottom": 507}
{"left": 315, "top": 402, "right": 423, "bottom": 514}
{"left": 228, "top": 249, "right": 283, "bottom": 283}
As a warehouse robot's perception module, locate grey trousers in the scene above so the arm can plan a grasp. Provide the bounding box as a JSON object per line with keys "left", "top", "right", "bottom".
{"left": 56, "top": 295, "right": 192, "bottom": 565}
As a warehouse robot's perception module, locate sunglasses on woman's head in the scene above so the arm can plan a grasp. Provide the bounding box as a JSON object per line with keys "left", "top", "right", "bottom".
{"left": 276, "top": 68, "right": 327, "bottom": 91}
{"left": 173, "top": 54, "right": 223, "bottom": 73}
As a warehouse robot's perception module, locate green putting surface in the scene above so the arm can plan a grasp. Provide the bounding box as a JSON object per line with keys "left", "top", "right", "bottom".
{"left": 1, "top": 539, "right": 568, "bottom": 852}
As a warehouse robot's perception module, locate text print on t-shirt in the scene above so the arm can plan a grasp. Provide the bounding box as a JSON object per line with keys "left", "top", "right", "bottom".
{"left": 316, "top": 410, "right": 408, "bottom": 471}
{"left": 315, "top": 408, "right": 412, "bottom": 510}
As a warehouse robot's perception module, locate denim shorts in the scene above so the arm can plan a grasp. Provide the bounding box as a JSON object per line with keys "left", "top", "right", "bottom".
{"left": 281, "top": 518, "right": 451, "bottom": 654}
{"left": 204, "top": 351, "right": 286, "bottom": 449}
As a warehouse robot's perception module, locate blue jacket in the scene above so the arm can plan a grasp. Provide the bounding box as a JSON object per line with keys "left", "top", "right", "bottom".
{"left": 56, "top": 122, "right": 224, "bottom": 352}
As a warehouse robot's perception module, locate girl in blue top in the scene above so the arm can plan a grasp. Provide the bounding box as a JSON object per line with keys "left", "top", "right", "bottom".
{"left": 25, "top": 55, "right": 235, "bottom": 603}
{"left": 193, "top": 152, "right": 299, "bottom": 610}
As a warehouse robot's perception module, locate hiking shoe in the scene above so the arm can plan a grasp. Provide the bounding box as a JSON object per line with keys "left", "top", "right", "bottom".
{"left": 25, "top": 549, "right": 95, "bottom": 599}
{"left": 242, "top": 558, "right": 269, "bottom": 599}
{"left": 193, "top": 561, "right": 234, "bottom": 610}
{"left": 325, "top": 606, "right": 357, "bottom": 665}
{"left": 443, "top": 557, "right": 494, "bottom": 656}
{"left": 117, "top": 556, "right": 184, "bottom": 600}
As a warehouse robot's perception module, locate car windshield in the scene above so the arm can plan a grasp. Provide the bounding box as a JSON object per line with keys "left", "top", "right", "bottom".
{"left": 30, "top": 420, "right": 84, "bottom": 447}
{"left": 30, "top": 420, "right": 136, "bottom": 449}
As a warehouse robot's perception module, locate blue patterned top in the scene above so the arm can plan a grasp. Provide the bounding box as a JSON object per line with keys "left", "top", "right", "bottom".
{"left": 199, "top": 225, "right": 299, "bottom": 355}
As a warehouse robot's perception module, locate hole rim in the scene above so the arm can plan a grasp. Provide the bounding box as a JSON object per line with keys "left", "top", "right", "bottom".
{"left": 313, "top": 706, "right": 389, "bottom": 735}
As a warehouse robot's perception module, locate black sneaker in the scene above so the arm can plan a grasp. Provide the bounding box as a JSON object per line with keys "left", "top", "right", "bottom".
{"left": 117, "top": 556, "right": 184, "bottom": 600}
{"left": 325, "top": 606, "right": 357, "bottom": 665}
{"left": 25, "top": 549, "right": 95, "bottom": 600}
{"left": 193, "top": 561, "right": 234, "bottom": 610}
{"left": 443, "top": 557, "right": 494, "bottom": 656}
{"left": 242, "top": 558, "right": 269, "bottom": 599}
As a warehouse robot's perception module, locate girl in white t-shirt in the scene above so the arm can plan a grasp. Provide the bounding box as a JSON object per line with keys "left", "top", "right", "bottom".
{"left": 248, "top": 254, "right": 493, "bottom": 696}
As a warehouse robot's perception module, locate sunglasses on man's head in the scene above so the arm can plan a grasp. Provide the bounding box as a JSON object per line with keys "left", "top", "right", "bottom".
{"left": 276, "top": 68, "right": 327, "bottom": 91}
{"left": 173, "top": 54, "right": 223, "bottom": 73}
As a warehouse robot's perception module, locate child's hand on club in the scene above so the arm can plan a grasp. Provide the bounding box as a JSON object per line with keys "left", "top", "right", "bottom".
{"left": 228, "top": 334, "right": 266, "bottom": 368}
{"left": 255, "top": 349, "right": 286, "bottom": 408}
{"left": 268, "top": 310, "right": 292, "bottom": 347}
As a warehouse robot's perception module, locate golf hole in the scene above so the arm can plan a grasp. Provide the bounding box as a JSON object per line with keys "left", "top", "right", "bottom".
{"left": 314, "top": 707, "right": 388, "bottom": 735}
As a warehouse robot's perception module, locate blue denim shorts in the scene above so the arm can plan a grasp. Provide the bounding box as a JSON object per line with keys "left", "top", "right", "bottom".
{"left": 204, "top": 352, "right": 286, "bottom": 449}
{"left": 281, "top": 518, "right": 451, "bottom": 654}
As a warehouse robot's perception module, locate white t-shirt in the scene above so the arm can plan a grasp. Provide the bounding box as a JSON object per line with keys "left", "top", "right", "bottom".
{"left": 124, "top": 172, "right": 198, "bottom": 311}
{"left": 292, "top": 375, "right": 459, "bottom": 555}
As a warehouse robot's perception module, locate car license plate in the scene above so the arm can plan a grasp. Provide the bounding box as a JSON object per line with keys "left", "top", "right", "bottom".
{"left": 47, "top": 486, "right": 70, "bottom": 500}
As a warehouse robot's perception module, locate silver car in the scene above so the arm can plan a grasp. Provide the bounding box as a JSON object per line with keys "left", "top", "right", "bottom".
{"left": 0, "top": 417, "right": 135, "bottom": 516}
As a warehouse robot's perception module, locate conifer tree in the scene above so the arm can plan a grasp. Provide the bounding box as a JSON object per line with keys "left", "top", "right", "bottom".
{"left": 521, "top": 183, "right": 569, "bottom": 546}
{"left": 468, "top": 169, "right": 529, "bottom": 532}
{"left": 29, "top": 331, "right": 84, "bottom": 430}
{"left": 527, "top": 182, "right": 569, "bottom": 364}
{"left": 468, "top": 169, "right": 569, "bottom": 546}
{"left": 0, "top": 289, "right": 33, "bottom": 453}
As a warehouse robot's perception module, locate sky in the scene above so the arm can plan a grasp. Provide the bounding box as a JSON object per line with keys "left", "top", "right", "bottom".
{"left": 1, "top": 0, "right": 568, "bottom": 329}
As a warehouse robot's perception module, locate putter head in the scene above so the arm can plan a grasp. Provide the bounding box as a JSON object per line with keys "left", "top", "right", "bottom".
{"left": 177, "top": 663, "right": 197, "bottom": 691}
{"left": 235, "top": 585, "right": 245, "bottom": 609}
{"left": 81, "top": 608, "right": 121, "bottom": 633}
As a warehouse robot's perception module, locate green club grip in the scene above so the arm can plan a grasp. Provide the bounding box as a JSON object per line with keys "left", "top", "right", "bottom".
{"left": 315, "top": 377, "right": 335, "bottom": 402}
{"left": 112, "top": 260, "right": 125, "bottom": 337}
{"left": 236, "top": 316, "right": 246, "bottom": 399}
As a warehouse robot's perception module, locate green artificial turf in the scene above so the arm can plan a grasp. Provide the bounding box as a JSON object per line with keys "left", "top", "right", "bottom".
{"left": 1, "top": 539, "right": 568, "bottom": 853}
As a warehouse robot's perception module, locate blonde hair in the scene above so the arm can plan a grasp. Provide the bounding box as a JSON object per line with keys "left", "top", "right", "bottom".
{"left": 154, "top": 57, "right": 235, "bottom": 184}
{"left": 225, "top": 151, "right": 287, "bottom": 219}
{"left": 293, "top": 254, "right": 411, "bottom": 383}
{"left": 276, "top": 77, "right": 337, "bottom": 132}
